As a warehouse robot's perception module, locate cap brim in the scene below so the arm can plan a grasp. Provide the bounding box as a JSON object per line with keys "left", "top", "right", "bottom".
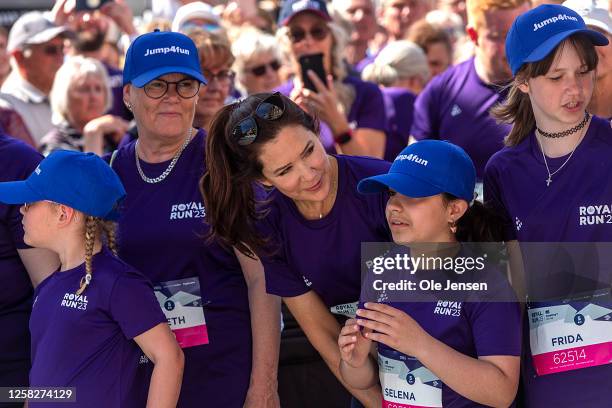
{"left": 0, "top": 180, "right": 43, "bottom": 205}
{"left": 26, "top": 26, "right": 71, "bottom": 46}
{"left": 281, "top": 10, "right": 332, "bottom": 26}
{"left": 524, "top": 28, "right": 609, "bottom": 65}
{"left": 131, "top": 66, "right": 208, "bottom": 87}
{"left": 357, "top": 173, "right": 442, "bottom": 198}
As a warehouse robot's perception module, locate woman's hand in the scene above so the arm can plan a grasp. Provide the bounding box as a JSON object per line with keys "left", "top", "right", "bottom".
{"left": 100, "top": 0, "right": 137, "bottom": 36}
{"left": 339, "top": 318, "right": 372, "bottom": 369}
{"left": 300, "top": 73, "right": 351, "bottom": 136}
{"left": 355, "top": 303, "right": 432, "bottom": 358}
{"left": 82, "top": 114, "right": 129, "bottom": 154}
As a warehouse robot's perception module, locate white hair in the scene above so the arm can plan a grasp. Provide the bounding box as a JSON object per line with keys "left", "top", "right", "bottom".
{"left": 50, "top": 56, "right": 112, "bottom": 126}
{"left": 231, "top": 28, "right": 281, "bottom": 94}
{"left": 362, "top": 40, "right": 430, "bottom": 86}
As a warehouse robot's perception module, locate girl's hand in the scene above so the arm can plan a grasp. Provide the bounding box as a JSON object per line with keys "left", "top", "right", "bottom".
{"left": 355, "top": 303, "right": 431, "bottom": 358}
{"left": 338, "top": 318, "right": 372, "bottom": 368}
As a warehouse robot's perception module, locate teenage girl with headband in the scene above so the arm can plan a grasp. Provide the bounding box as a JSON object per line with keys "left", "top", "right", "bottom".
{"left": 484, "top": 4, "right": 612, "bottom": 407}
{"left": 0, "top": 150, "right": 183, "bottom": 407}
{"left": 339, "top": 140, "right": 522, "bottom": 407}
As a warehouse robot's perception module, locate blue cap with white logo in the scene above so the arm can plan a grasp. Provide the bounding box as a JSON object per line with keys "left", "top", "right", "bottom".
{"left": 278, "top": 0, "right": 332, "bottom": 26}
{"left": 123, "top": 30, "right": 207, "bottom": 87}
{"left": 0, "top": 150, "right": 126, "bottom": 221}
{"left": 506, "top": 4, "right": 608, "bottom": 76}
{"left": 358, "top": 140, "right": 476, "bottom": 202}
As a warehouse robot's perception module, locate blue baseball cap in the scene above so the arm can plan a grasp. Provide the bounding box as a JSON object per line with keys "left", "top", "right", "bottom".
{"left": 358, "top": 140, "right": 476, "bottom": 202}
{"left": 123, "top": 30, "right": 207, "bottom": 87}
{"left": 278, "top": 0, "right": 332, "bottom": 26}
{"left": 0, "top": 150, "right": 126, "bottom": 221}
{"left": 506, "top": 4, "right": 609, "bottom": 76}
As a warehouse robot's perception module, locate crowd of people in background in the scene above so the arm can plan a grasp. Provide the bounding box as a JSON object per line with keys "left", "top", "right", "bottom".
{"left": 1, "top": 0, "right": 612, "bottom": 407}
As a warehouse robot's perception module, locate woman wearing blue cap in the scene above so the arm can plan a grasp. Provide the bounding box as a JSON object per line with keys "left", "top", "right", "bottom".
{"left": 111, "top": 30, "right": 281, "bottom": 407}
{"left": 0, "top": 150, "right": 183, "bottom": 407}
{"left": 484, "top": 4, "right": 612, "bottom": 407}
{"left": 338, "top": 140, "right": 522, "bottom": 407}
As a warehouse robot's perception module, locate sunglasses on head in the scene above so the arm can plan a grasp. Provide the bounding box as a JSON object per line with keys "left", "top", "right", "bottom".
{"left": 249, "top": 60, "right": 281, "bottom": 77}
{"left": 232, "top": 92, "right": 285, "bottom": 146}
{"left": 288, "top": 25, "right": 329, "bottom": 44}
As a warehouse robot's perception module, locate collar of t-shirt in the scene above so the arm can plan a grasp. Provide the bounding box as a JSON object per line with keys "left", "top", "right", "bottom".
{"left": 1, "top": 72, "right": 47, "bottom": 104}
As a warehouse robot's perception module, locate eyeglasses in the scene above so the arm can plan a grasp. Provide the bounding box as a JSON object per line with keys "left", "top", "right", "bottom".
{"left": 232, "top": 92, "right": 285, "bottom": 146}
{"left": 143, "top": 78, "right": 201, "bottom": 99}
{"left": 23, "top": 200, "right": 58, "bottom": 212}
{"left": 202, "top": 69, "right": 235, "bottom": 85}
{"left": 288, "top": 25, "right": 329, "bottom": 44}
{"left": 248, "top": 60, "right": 281, "bottom": 77}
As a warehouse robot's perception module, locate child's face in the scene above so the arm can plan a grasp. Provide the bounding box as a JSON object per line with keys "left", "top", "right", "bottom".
{"left": 385, "top": 191, "right": 454, "bottom": 244}
{"left": 20, "top": 201, "right": 59, "bottom": 248}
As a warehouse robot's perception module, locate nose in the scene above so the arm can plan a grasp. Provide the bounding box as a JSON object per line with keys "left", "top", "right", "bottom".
{"left": 564, "top": 74, "right": 582, "bottom": 96}
{"left": 354, "top": 9, "right": 365, "bottom": 21}
{"left": 386, "top": 194, "right": 402, "bottom": 213}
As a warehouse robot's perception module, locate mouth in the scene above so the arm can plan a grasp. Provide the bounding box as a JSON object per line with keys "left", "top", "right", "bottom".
{"left": 388, "top": 217, "right": 410, "bottom": 228}
{"left": 304, "top": 178, "right": 323, "bottom": 192}
{"left": 562, "top": 101, "right": 582, "bottom": 111}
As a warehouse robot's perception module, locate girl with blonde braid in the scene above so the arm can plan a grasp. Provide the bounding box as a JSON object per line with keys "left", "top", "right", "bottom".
{"left": 0, "top": 150, "right": 183, "bottom": 407}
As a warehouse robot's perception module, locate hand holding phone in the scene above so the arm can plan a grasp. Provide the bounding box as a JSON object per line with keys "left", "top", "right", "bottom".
{"left": 75, "top": 0, "right": 113, "bottom": 12}
{"left": 299, "top": 53, "right": 327, "bottom": 92}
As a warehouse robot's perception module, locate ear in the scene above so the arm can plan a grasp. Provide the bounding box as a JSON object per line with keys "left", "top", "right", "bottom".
{"left": 447, "top": 199, "right": 468, "bottom": 224}
{"left": 466, "top": 26, "right": 478, "bottom": 46}
{"left": 56, "top": 204, "right": 78, "bottom": 228}
{"left": 517, "top": 79, "right": 529, "bottom": 94}
{"left": 257, "top": 177, "right": 274, "bottom": 188}
{"left": 123, "top": 84, "right": 132, "bottom": 105}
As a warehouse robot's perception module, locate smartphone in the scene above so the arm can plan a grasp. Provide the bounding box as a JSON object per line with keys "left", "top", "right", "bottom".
{"left": 75, "top": 0, "right": 113, "bottom": 11}
{"left": 299, "top": 53, "right": 327, "bottom": 92}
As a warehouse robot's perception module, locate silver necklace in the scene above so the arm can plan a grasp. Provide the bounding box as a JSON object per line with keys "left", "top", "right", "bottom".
{"left": 135, "top": 127, "right": 193, "bottom": 184}
{"left": 536, "top": 119, "right": 588, "bottom": 187}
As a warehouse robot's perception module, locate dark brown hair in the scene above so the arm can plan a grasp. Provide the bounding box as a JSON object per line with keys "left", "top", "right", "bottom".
{"left": 200, "top": 93, "right": 319, "bottom": 258}
{"left": 443, "top": 193, "right": 505, "bottom": 242}
{"left": 492, "top": 34, "right": 598, "bottom": 147}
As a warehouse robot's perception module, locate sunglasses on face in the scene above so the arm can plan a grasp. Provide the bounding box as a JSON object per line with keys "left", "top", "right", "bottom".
{"left": 249, "top": 60, "right": 281, "bottom": 77}
{"left": 288, "top": 25, "right": 329, "bottom": 44}
{"left": 202, "top": 69, "right": 235, "bottom": 84}
{"left": 232, "top": 92, "right": 285, "bottom": 146}
{"left": 143, "top": 78, "right": 201, "bottom": 99}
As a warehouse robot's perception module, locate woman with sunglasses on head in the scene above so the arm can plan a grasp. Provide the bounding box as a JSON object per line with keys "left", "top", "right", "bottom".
{"left": 275, "top": 0, "right": 388, "bottom": 159}
{"left": 108, "top": 31, "right": 281, "bottom": 408}
{"left": 232, "top": 28, "right": 283, "bottom": 96}
{"left": 339, "top": 140, "right": 521, "bottom": 408}
{"left": 202, "top": 92, "right": 391, "bottom": 407}
{"left": 0, "top": 150, "right": 183, "bottom": 407}
{"left": 484, "top": 5, "right": 612, "bottom": 407}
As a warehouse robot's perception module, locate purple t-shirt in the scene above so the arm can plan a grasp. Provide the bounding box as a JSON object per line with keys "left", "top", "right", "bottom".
{"left": 261, "top": 155, "right": 391, "bottom": 308}
{"left": 411, "top": 58, "right": 511, "bottom": 179}
{"left": 0, "top": 134, "right": 42, "bottom": 387}
{"left": 483, "top": 116, "right": 612, "bottom": 407}
{"left": 369, "top": 248, "right": 521, "bottom": 407}
{"left": 276, "top": 76, "right": 387, "bottom": 154}
{"left": 354, "top": 53, "right": 376, "bottom": 74}
{"left": 382, "top": 87, "right": 415, "bottom": 162}
{"left": 108, "top": 129, "right": 253, "bottom": 408}
{"left": 29, "top": 248, "right": 165, "bottom": 407}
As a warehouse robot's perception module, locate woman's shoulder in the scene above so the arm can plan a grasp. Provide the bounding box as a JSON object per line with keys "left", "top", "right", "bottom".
{"left": 590, "top": 115, "right": 612, "bottom": 144}
{"left": 336, "top": 154, "right": 391, "bottom": 183}
{"left": 485, "top": 134, "right": 532, "bottom": 176}
{"left": 343, "top": 75, "right": 382, "bottom": 97}
{"left": 0, "top": 133, "right": 42, "bottom": 179}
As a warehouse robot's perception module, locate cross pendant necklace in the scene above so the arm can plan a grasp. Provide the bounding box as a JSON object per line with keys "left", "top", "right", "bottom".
{"left": 546, "top": 176, "right": 552, "bottom": 187}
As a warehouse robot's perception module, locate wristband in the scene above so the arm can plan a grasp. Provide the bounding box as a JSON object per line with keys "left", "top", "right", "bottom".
{"left": 334, "top": 129, "right": 352, "bottom": 145}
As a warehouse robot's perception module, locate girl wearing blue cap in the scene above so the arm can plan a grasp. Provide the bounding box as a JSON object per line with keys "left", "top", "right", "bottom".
{"left": 0, "top": 150, "right": 183, "bottom": 407}
{"left": 484, "top": 4, "right": 612, "bottom": 407}
{"left": 338, "top": 140, "right": 522, "bottom": 407}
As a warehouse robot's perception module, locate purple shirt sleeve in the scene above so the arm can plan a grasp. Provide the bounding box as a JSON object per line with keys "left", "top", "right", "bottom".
{"left": 410, "top": 75, "right": 443, "bottom": 140}
{"left": 109, "top": 270, "right": 166, "bottom": 339}
{"left": 483, "top": 155, "right": 517, "bottom": 241}
{"left": 350, "top": 80, "right": 387, "bottom": 132}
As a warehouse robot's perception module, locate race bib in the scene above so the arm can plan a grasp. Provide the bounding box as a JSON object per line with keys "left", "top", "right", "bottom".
{"left": 154, "top": 277, "right": 209, "bottom": 348}
{"left": 330, "top": 301, "right": 358, "bottom": 318}
{"left": 528, "top": 296, "right": 612, "bottom": 376}
{"left": 378, "top": 348, "right": 442, "bottom": 408}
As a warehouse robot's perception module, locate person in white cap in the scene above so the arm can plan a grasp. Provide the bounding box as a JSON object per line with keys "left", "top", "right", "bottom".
{"left": 563, "top": 0, "right": 612, "bottom": 119}
{"left": 172, "top": 2, "right": 222, "bottom": 34}
{"left": 0, "top": 12, "right": 70, "bottom": 144}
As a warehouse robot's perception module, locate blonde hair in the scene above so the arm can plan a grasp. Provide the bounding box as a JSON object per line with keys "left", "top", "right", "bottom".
{"left": 76, "top": 216, "right": 118, "bottom": 295}
{"left": 466, "top": 0, "right": 527, "bottom": 32}
{"left": 231, "top": 28, "right": 280, "bottom": 94}
{"left": 50, "top": 56, "right": 112, "bottom": 126}
{"left": 277, "top": 21, "right": 356, "bottom": 117}
{"left": 188, "top": 28, "right": 235, "bottom": 70}
{"left": 362, "top": 40, "right": 430, "bottom": 86}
